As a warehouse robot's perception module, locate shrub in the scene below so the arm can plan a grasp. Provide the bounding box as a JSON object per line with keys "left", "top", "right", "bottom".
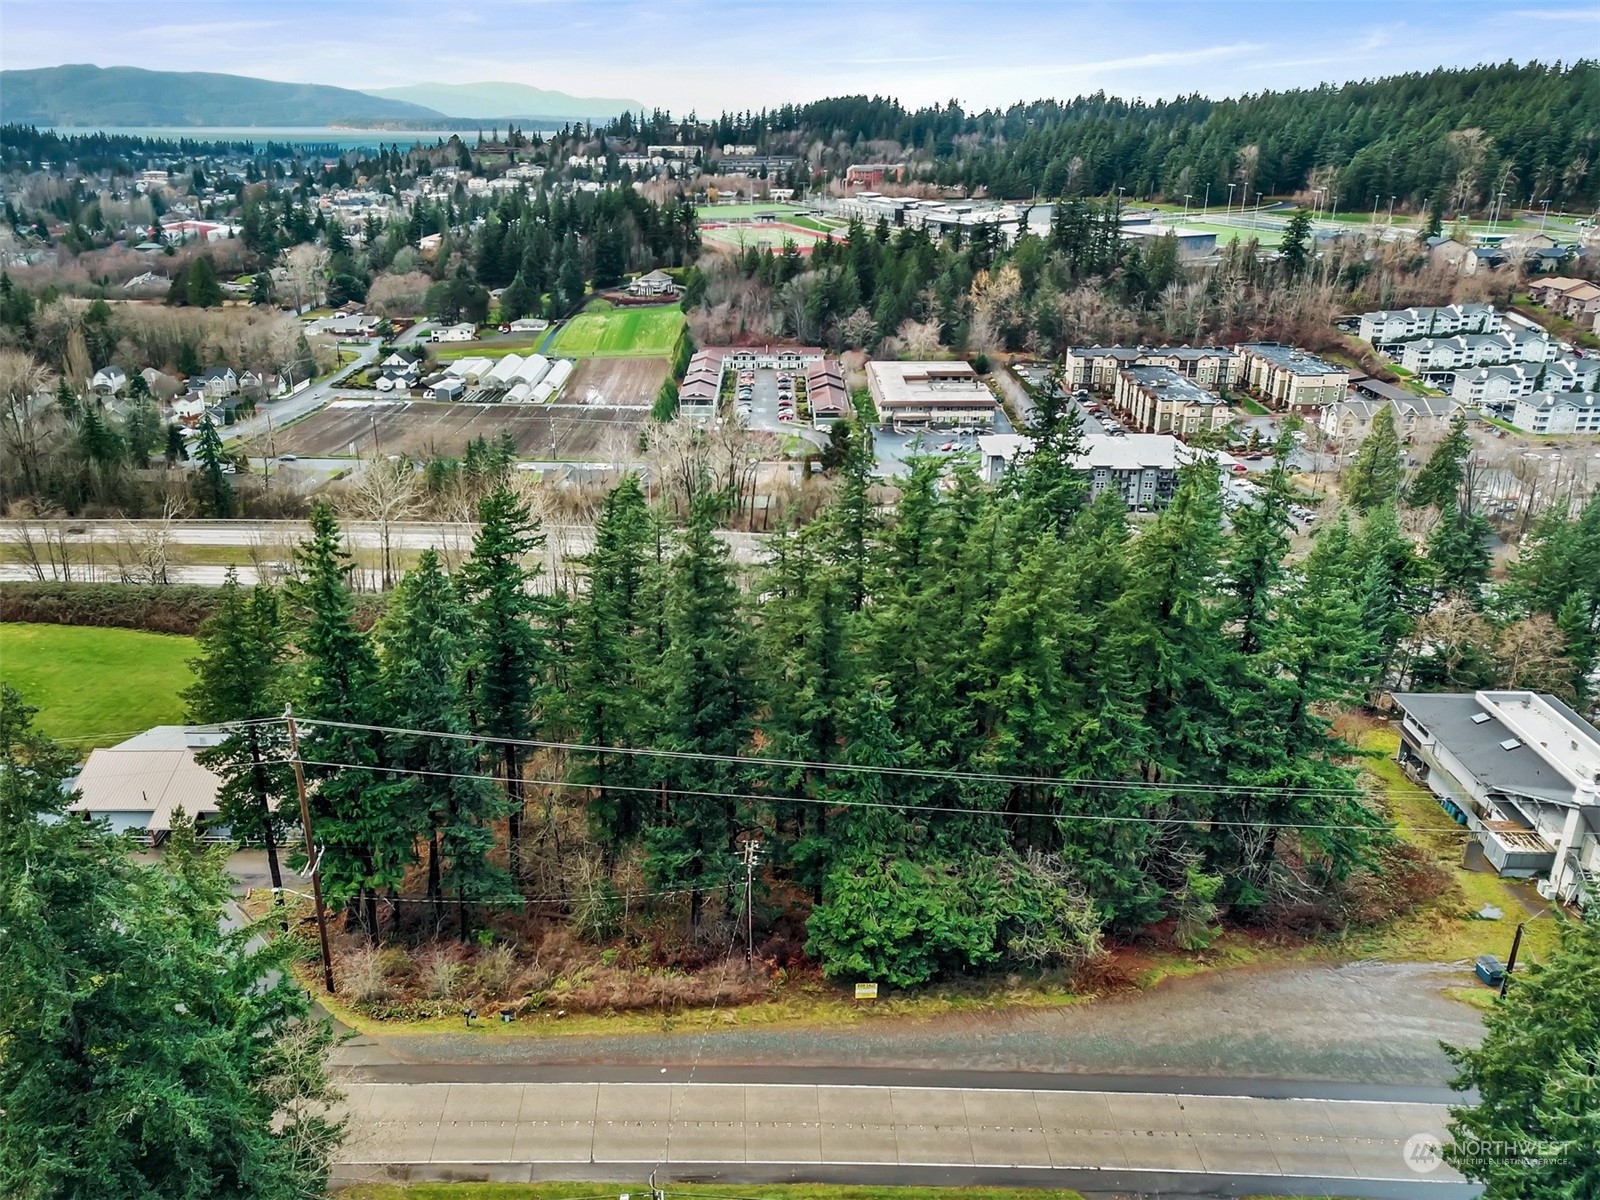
{"left": 473, "top": 944, "right": 517, "bottom": 1000}
{"left": 418, "top": 947, "right": 465, "bottom": 999}
{"left": 343, "top": 945, "right": 395, "bottom": 1004}
{"left": 0, "top": 580, "right": 387, "bottom": 635}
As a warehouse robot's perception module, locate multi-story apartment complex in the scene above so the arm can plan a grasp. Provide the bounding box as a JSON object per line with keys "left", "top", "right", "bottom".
{"left": 1234, "top": 343, "right": 1349, "bottom": 412}
{"left": 1357, "top": 304, "right": 1499, "bottom": 344}
{"left": 1063, "top": 346, "right": 1236, "bottom": 394}
{"left": 1112, "top": 366, "right": 1230, "bottom": 436}
{"left": 1399, "top": 331, "right": 1557, "bottom": 375}
{"left": 1508, "top": 391, "right": 1600, "bottom": 435}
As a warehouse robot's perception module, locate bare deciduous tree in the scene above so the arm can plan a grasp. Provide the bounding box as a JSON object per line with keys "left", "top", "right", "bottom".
{"left": 342, "top": 455, "right": 423, "bottom": 590}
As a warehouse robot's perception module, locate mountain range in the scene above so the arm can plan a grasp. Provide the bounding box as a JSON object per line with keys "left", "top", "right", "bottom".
{"left": 0, "top": 65, "right": 442, "bottom": 127}
{"left": 362, "top": 82, "right": 643, "bottom": 123}
{"left": 0, "top": 65, "right": 644, "bottom": 129}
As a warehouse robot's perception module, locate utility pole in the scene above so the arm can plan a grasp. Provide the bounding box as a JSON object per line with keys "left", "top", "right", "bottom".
{"left": 740, "top": 837, "right": 762, "bottom": 967}
{"left": 285, "top": 705, "right": 336, "bottom": 993}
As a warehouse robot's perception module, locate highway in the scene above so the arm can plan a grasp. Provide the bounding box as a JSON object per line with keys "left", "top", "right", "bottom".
{"left": 328, "top": 1071, "right": 1472, "bottom": 1197}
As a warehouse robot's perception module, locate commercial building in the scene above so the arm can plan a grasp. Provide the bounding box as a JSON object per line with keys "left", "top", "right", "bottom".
{"left": 1508, "top": 391, "right": 1600, "bottom": 435}
{"left": 1392, "top": 690, "right": 1600, "bottom": 905}
{"left": 976, "top": 431, "right": 1187, "bottom": 508}
{"left": 1234, "top": 343, "right": 1349, "bottom": 412}
{"left": 867, "top": 360, "right": 996, "bottom": 427}
{"left": 1113, "top": 366, "right": 1229, "bottom": 436}
{"left": 805, "top": 359, "right": 850, "bottom": 420}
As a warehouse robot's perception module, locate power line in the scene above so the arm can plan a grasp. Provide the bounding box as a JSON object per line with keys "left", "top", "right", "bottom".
{"left": 285, "top": 756, "right": 1463, "bottom": 838}
{"left": 280, "top": 715, "right": 1424, "bottom": 803}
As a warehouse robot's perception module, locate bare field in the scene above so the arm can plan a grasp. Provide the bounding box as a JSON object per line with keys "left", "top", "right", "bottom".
{"left": 565, "top": 357, "right": 670, "bottom": 407}
{"left": 266, "top": 400, "right": 645, "bottom": 461}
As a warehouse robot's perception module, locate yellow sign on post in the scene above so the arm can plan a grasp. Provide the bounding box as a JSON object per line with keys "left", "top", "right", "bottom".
{"left": 854, "top": 982, "right": 879, "bottom": 1000}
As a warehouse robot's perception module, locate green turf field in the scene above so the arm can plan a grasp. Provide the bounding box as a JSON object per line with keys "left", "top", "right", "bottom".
{"left": 548, "top": 304, "right": 685, "bottom": 357}
{"left": 0, "top": 623, "right": 196, "bottom": 749}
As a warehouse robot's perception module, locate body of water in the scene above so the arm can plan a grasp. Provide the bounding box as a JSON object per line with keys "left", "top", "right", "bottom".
{"left": 44, "top": 127, "right": 555, "bottom": 152}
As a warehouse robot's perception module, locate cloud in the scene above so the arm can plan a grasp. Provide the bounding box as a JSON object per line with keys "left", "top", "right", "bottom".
{"left": 1068, "top": 43, "right": 1265, "bottom": 74}
{"left": 1511, "top": 7, "right": 1600, "bottom": 19}
{"left": 131, "top": 19, "right": 283, "bottom": 40}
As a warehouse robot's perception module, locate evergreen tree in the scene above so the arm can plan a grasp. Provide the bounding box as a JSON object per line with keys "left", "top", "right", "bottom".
{"left": 1278, "top": 209, "right": 1314, "bottom": 277}
{"left": 192, "top": 413, "right": 233, "bottom": 517}
{"left": 183, "top": 572, "right": 294, "bottom": 913}
{"left": 647, "top": 489, "right": 757, "bottom": 932}
{"left": 184, "top": 254, "right": 224, "bottom": 308}
{"left": 377, "top": 550, "right": 516, "bottom": 940}
{"left": 1427, "top": 501, "right": 1492, "bottom": 602}
{"left": 461, "top": 486, "right": 551, "bottom": 884}
{"left": 1343, "top": 405, "right": 1403, "bottom": 512}
{"left": 288, "top": 502, "right": 407, "bottom": 940}
{"left": 1444, "top": 909, "right": 1600, "bottom": 1198}
{"left": 122, "top": 395, "right": 162, "bottom": 469}
{"left": 0, "top": 687, "right": 344, "bottom": 1199}
{"left": 1407, "top": 415, "right": 1471, "bottom": 509}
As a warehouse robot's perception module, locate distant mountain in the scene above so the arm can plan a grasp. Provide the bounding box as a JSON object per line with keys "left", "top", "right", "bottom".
{"left": 0, "top": 65, "right": 445, "bottom": 127}
{"left": 363, "top": 81, "right": 643, "bottom": 123}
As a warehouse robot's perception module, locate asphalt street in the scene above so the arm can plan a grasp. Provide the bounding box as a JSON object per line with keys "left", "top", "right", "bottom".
{"left": 328, "top": 1078, "right": 1471, "bottom": 1196}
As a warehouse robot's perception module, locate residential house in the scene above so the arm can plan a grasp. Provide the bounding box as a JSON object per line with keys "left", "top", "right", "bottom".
{"left": 626, "top": 269, "right": 677, "bottom": 298}
{"left": 1391, "top": 690, "right": 1600, "bottom": 905}
{"left": 1234, "top": 343, "right": 1349, "bottom": 412}
{"left": 1112, "top": 365, "right": 1229, "bottom": 437}
{"left": 238, "top": 369, "right": 286, "bottom": 398}
{"left": 139, "top": 367, "right": 182, "bottom": 402}
{"left": 90, "top": 365, "right": 128, "bottom": 395}
{"left": 431, "top": 323, "right": 477, "bottom": 343}
{"left": 867, "top": 360, "right": 996, "bottom": 427}
{"left": 190, "top": 367, "right": 238, "bottom": 399}
{"left": 678, "top": 350, "right": 723, "bottom": 413}
{"left": 66, "top": 726, "right": 229, "bottom": 842}
{"left": 1508, "top": 391, "right": 1600, "bottom": 435}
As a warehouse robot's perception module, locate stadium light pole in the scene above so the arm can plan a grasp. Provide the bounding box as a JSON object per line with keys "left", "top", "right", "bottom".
{"left": 1226, "top": 182, "right": 1237, "bottom": 225}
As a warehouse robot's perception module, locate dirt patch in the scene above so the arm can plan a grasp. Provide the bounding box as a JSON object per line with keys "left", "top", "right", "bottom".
{"left": 565, "top": 357, "right": 670, "bottom": 407}
{"left": 264, "top": 400, "right": 647, "bottom": 461}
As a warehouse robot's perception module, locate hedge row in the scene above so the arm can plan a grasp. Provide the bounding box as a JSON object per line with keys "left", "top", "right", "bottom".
{"left": 0, "top": 581, "right": 387, "bottom": 636}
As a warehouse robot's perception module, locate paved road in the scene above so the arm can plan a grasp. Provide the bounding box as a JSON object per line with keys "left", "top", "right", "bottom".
{"left": 218, "top": 329, "right": 412, "bottom": 447}
{"left": 329, "top": 1078, "right": 1470, "bottom": 1196}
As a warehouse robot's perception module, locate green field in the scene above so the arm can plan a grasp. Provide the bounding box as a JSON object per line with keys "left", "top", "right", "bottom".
{"left": 548, "top": 304, "right": 684, "bottom": 357}
{"left": 0, "top": 623, "right": 195, "bottom": 749}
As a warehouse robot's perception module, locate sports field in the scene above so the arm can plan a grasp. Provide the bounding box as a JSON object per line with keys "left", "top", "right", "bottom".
{"left": 548, "top": 303, "right": 684, "bottom": 357}
{"left": 0, "top": 623, "right": 195, "bottom": 749}
{"left": 700, "top": 221, "right": 833, "bottom": 253}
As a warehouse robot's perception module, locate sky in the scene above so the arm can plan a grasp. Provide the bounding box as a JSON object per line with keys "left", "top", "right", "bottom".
{"left": 3, "top": 0, "right": 1599, "bottom": 116}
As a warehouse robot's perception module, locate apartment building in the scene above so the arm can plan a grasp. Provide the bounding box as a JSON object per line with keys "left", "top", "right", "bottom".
{"left": 1508, "top": 391, "right": 1600, "bottom": 435}
{"left": 1113, "top": 366, "right": 1229, "bottom": 436}
{"left": 1234, "top": 343, "right": 1349, "bottom": 412}
{"left": 976, "top": 431, "right": 1186, "bottom": 508}
{"left": 1063, "top": 345, "right": 1236, "bottom": 394}
{"left": 1399, "top": 331, "right": 1557, "bottom": 374}
{"left": 1357, "top": 304, "right": 1499, "bottom": 344}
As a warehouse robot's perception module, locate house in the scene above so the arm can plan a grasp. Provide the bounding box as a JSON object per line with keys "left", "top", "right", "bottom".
{"left": 431, "top": 323, "right": 477, "bottom": 343}
{"left": 238, "top": 369, "right": 287, "bottom": 398}
{"left": 1425, "top": 238, "right": 1473, "bottom": 273}
{"left": 1112, "top": 365, "right": 1229, "bottom": 437}
{"left": 308, "top": 312, "right": 381, "bottom": 338}
{"left": 432, "top": 377, "right": 466, "bottom": 401}
{"left": 65, "top": 726, "right": 229, "bottom": 842}
{"left": 626, "top": 269, "right": 677, "bottom": 298}
{"left": 169, "top": 397, "right": 208, "bottom": 425}
{"left": 866, "top": 360, "right": 996, "bottom": 427}
{"left": 190, "top": 367, "right": 238, "bottom": 399}
{"left": 1234, "top": 344, "right": 1349, "bottom": 412}
{"left": 977, "top": 431, "right": 1187, "bottom": 508}
{"left": 1391, "top": 690, "right": 1600, "bottom": 905}
{"left": 1527, "top": 277, "right": 1591, "bottom": 310}
{"left": 380, "top": 351, "right": 418, "bottom": 371}
{"left": 679, "top": 350, "right": 723, "bottom": 412}
{"left": 1508, "top": 391, "right": 1600, "bottom": 435}
{"left": 90, "top": 365, "right": 128, "bottom": 395}
{"left": 140, "top": 367, "right": 182, "bottom": 402}
{"left": 508, "top": 317, "right": 549, "bottom": 333}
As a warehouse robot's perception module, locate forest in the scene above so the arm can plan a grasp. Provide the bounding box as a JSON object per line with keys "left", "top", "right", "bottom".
{"left": 157, "top": 399, "right": 1600, "bottom": 993}
{"left": 613, "top": 60, "right": 1600, "bottom": 211}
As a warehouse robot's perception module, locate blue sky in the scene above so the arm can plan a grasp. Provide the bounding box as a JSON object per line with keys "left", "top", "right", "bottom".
{"left": 3, "top": 0, "right": 1598, "bottom": 115}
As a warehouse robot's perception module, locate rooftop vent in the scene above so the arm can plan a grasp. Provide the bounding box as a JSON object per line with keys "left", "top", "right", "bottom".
{"left": 1500, "top": 738, "right": 1522, "bottom": 751}
{"left": 1471, "top": 712, "right": 1492, "bottom": 724}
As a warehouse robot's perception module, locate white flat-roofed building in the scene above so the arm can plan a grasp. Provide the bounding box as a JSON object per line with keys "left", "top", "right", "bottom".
{"left": 1392, "top": 690, "right": 1600, "bottom": 905}
{"left": 868, "top": 360, "right": 996, "bottom": 427}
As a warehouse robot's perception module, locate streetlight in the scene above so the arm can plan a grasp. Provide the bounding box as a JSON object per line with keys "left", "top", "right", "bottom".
{"left": 1182, "top": 193, "right": 1193, "bottom": 223}
{"left": 1226, "top": 182, "right": 1237, "bottom": 224}
{"left": 1539, "top": 199, "right": 1552, "bottom": 231}
{"left": 1253, "top": 191, "right": 1263, "bottom": 229}
{"left": 1388, "top": 195, "right": 1397, "bottom": 225}
{"left": 1311, "top": 187, "right": 1325, "bottom": 221}
{"left": 1202, "top": 182, "right": 1210, "bottom": 214}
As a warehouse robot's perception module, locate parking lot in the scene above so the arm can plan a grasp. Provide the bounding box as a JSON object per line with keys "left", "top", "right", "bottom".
{"left": 734, "top": 367, "right": 802, "bottom": 433}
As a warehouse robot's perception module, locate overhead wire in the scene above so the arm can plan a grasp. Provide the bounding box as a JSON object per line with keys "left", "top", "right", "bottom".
{"left": 271, "top": 713, "right": 1444, "bottom": 803}
{"left": 283, "top": 755, "right": 1470, "bottom": 838}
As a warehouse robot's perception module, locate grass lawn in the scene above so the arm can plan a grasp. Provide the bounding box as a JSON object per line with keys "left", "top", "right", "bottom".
{"left": 548, "top": 304, "right": 685, "bottom": 358}
{"left": 0, "top": 623, "right": 196, "bottom": 749}
{"left": 339, "top": 1184, "right": 1083, "bottom": 1200}
{"left": 433, "top": 335, "right": 550, "bottom": 361}
{"left": 1237, "top": 395, "right": 1270, "bottom": 415}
